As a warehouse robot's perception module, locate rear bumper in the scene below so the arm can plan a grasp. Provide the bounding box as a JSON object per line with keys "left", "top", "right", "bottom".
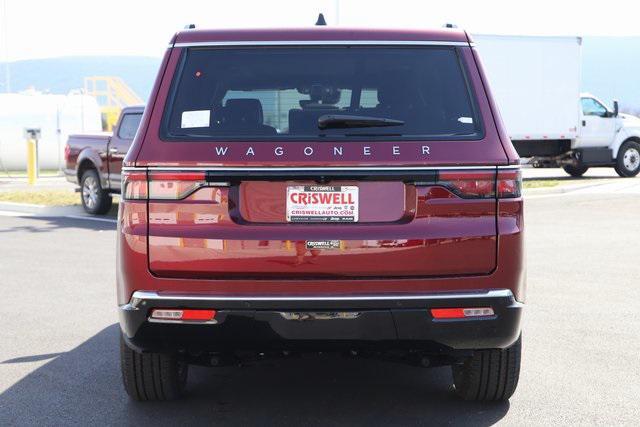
{"left": 64, "top": 168, "right": 78, "bottom": 185}
{"left": 119, "top": 289, "right": 523, "bottom": 354}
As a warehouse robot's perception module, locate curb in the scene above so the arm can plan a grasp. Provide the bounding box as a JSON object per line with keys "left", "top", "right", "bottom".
{"left": 523, "top": 179, "right": 619, "bottom": 196}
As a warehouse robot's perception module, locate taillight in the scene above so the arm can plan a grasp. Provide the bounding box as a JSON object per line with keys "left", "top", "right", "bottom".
{"left": 148, "top": 171, "right": 208, "bottom": 200}
{"left": 122, "top": 170, "right": 229, "bottom": 201}
{"left": 431, "top": 307, "right": 495, "bottom": 319}
{"left": 496, "top": 169, "right": 522, "bottom": 198}
{"left": 150, "top": 308, "right": 217, "bottom": 323}
{"left": 436, "top": 170, "right": 496, "bottom": 199}
{"left": 122, "top": 171, "right": 147, "bottom": 200}
{"left": 63, "top": 144, "right": 71, "bottom": 162}
{"left": 419, "top": 168, "right": 522, "bottom": 199}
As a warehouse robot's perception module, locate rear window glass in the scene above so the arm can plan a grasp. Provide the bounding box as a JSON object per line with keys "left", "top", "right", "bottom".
{"left": 162, "top": 47, "right": 481, "bottom": 141}
{"left": 117, "top": 113, "right": 142, "bottom": 139}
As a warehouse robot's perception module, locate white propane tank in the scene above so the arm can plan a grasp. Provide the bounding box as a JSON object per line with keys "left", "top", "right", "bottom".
{"left": 0, "top": 90, "right": 102, "bottom": 170}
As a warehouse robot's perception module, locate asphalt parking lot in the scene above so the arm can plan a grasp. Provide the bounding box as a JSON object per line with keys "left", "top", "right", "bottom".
{"left": 1, "top": 177, "right": 639, "bottom": 426}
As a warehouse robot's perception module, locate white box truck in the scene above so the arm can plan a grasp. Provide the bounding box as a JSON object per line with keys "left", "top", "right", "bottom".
{"left": 474, "top": 34, "right": 640, "bottom": 177}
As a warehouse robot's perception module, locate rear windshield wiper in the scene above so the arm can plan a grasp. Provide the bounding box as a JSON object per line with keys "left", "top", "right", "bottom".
{"left": 318, "top": 114, "right": 405, "bottom": 130}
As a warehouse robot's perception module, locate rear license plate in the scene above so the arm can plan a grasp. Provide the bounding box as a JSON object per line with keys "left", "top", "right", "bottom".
{"left": 286, "top": 185, "right": 358, "bottom": 223}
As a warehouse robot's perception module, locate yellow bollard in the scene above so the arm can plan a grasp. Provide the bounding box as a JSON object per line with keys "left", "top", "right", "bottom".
{"left": 26, "top": 138, "right": 38, "bottom": 185}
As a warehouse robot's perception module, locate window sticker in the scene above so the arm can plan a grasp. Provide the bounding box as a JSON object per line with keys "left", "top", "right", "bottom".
{"left": 458, "top": 117, "right": 473, "bottom": 124}
{"left": 181, "top": 110, "right": 210, "bottom": 128}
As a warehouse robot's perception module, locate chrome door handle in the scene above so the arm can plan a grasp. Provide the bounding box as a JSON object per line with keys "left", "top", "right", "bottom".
{"left": 108, "top": 148, "right": 119, "bottom": 154}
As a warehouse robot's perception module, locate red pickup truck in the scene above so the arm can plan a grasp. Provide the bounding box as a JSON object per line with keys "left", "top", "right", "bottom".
{"left": 118, "top": 27, "right": 524, "bottom": 402}
{"left": 64, "top": 106, "right": 144, "bottom": 214}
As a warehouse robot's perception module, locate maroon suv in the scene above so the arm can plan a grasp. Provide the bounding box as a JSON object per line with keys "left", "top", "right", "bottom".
{"left": 118, "top": 27, "right": 524, "bottom": 402}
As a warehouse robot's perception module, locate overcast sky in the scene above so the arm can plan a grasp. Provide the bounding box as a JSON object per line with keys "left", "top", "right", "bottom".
{"left": 2, "top": 0, "right": 640, "bottom": 61}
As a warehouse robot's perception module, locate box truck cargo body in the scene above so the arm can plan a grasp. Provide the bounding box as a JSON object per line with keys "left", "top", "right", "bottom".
{"left": 474, "top": 34, "right": 640, "bottom": 177}
{"left": 473, "top": 34, "right": 581, "bottom": 158}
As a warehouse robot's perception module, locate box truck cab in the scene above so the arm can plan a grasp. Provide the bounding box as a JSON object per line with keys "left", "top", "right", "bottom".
{"left": 569, "top": 93, "right": 640, "bottom": 177}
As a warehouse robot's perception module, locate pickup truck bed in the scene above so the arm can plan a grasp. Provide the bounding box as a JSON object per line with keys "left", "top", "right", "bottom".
{"left": 64, "top": 106, "right": 144, "bottom": 214}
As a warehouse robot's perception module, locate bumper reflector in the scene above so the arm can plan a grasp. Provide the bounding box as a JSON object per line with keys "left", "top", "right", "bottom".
{"left": 150, "top": 309, "right": 217, "bottom": 323}
{"left": 431, "top": 307, "right": 494, "bottom": 319}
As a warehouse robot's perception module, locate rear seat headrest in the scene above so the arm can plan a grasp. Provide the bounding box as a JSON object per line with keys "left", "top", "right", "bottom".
{"left": 224, "top": 99, "right": 264, "bottom": 125}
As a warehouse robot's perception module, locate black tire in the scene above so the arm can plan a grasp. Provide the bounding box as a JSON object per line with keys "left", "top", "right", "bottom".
{"left": 120, "top": 333, "right": 188, "bottom": 401}
{"left": 80, "top": 169, "right": 112, "bottom": 215}
{"left": 615, "top": 141, "right": 640, "bottom": 177}
{"left": 452, "top": 336, "right": 521, "bottom": 401}
{"left": 562, "top": 164, "right": 589, "bottom": 177}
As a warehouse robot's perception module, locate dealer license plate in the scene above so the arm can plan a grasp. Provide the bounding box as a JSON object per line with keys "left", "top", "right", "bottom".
{"left": 286, "top": 185, "right": 359, "bottom": 223}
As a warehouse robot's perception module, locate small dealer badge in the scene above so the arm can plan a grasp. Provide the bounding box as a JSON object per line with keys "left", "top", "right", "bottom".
{"left": 305, "top": 240, "right": 341, "bottom": 250}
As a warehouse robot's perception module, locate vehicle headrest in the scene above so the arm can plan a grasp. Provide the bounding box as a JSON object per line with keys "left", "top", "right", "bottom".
{"left": 224, "top": 99, "right": 264, "bottom": 126}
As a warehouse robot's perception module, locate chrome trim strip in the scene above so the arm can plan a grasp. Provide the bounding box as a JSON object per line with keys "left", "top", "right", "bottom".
{"left": 172, "top": 40, "right": 470, "bottom": 48}
{"left": 129, "top": 289, "right": 515, "bottom": 307}
{"left": 123, "top": 165, "right": 520, "bottom": 172}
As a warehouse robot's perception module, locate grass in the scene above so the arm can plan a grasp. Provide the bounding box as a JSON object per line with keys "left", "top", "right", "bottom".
{"left": 522, "top": 180, "right": 560, "bottom": 189}
{"left": 0, "top": 190, "right": 80, "bottom": 206}
{"left": 0, "top": 190, "right": 120, "bottom": 216}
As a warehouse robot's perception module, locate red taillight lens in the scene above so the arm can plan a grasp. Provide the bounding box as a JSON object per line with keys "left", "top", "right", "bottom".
{"left": 431, "top": 307, "right": 495, "bottom": 319}
{"left": 122, "top": 171, "right": 148, "bottom": 200}
{"left": 122, "top": 170, "right": 229, "bottom": 201}
{"left": 436, "top": 170, "right": 496, "bottom": 199}
{"left": 497, "top": 169, "right": 522, "bottom": 198}
{"left": 63, "top": 144, "right": 71, "bottom": 162}
{"left": 420, "top": 168, "right": 522, "bottom": 200}
{"left": 150, "top": 308, "right": 217, "bottom": 322}
{"left": 148, "top": 171, "right": 208, "bottom": 200}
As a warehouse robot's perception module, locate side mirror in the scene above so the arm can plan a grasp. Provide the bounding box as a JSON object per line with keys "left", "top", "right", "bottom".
{"left": 613, "top": 100, "right": 619, "bottom": 117}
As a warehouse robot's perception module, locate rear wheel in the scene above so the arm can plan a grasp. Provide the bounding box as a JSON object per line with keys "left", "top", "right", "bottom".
{"left": 452, "top": 336, "right": 521, "bottom": 401}
{"left": 80, "top": 169, "right": 112, "bottom": 214}
{"left": 120, "top": 333, "right": 188, "bottom": 401}
{"left": 562, "top": 164, "right": 589, "bottom": 177}
{"left": 615, "top": 141, "right": 640, "bottom": 177}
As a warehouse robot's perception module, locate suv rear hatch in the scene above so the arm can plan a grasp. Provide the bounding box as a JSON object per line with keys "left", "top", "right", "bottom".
{"left": 130, "top": 42, "right": 516, "bottom": 280}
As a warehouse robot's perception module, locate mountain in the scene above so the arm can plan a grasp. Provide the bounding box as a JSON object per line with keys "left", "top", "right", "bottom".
{"left": 0, "top": 37, "right": 639, "bottom": 110}
{"left": 0, "top": 56, "right": 161, "bottom": 101}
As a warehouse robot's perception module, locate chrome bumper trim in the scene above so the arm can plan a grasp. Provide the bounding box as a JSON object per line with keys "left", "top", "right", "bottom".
{"left": 126, "top": 289, "right": 517, "bottom": 309}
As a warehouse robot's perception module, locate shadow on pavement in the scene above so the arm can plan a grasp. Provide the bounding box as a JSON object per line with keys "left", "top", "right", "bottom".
{"left": 0, "top": 324, "right": 509, "bottom": 426}
{"left": 0, "top": 215, "right": 115, "bottom": 234}
{"left": 2, "top": 353, "right": 65, "bottom": 364}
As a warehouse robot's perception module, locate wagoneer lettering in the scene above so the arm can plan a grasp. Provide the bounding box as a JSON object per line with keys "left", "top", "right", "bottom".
{"left": 211, "top": 144, "right": 432, "bottom": 159}
{"left": 118, "top": 27, "right": 524, "bottom": 403}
